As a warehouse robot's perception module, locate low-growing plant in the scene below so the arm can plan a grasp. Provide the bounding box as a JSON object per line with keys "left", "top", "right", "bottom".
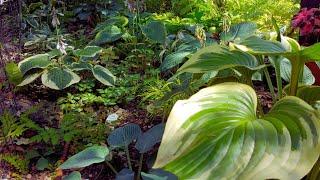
{"left": 58, "top": 123, "right": 175, "bottom": 180}
{"left": 17, "top": 46, "right": 116, "bottom": 90}
{"left": 152, "top": 23, "right": 320, "bottom": 179}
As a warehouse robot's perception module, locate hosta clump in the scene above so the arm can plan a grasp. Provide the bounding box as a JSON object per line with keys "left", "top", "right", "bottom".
{"left": 154, "top": 83, "right": 320, "bottom": 179}
{"left": 17, "top": 46, "right": 116, "bottom": 90}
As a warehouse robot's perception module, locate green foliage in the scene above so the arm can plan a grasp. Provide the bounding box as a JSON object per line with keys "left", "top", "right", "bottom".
{"left": 141, "top": 21, "right": 167, "bottom": 44}
{"left": 0, "top": 154, "right": 29, "bottom": 173}
{"left": 5, "top": 62, "right": 23, "bottom": 85}
{"left": 17, "top": 46, "right": 116, "bottom": 90}
{"left": 59, "top": 146, "right": 109, "bottom": 169}
{"left": 63, "top": 171, "right": 82, "bottom": 180}
{"left": 154, "top": 83, "right": 320, "bottom": 179}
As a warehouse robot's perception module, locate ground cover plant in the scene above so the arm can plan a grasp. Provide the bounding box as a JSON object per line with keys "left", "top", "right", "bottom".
{"left": 1, "top": 0, "right": 320, "bottom": 180}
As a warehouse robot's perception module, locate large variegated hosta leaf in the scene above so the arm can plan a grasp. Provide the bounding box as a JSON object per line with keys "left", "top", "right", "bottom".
{"left": 92, "top": 65, "right": 116, "bottom": 86}
{"left": 177, "top": 45, "right": 262, "bottom": 75}
{"left": 41, "top": 67, "right": 80, "bottom": 90}
{"left": 154, "top": 83, "right": 320, "bottom": 180}
{"left": 18, "top": 54, "right": 51, "bottom": 75}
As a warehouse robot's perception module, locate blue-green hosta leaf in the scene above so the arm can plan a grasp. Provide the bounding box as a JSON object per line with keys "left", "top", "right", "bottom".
{"left": 177, "top": 45, "right": 261, "bottom": 74}
{"left": 237, "top": 36, "right": 287, "bottom": 55}
{"left": 59, "top": 146, "right": 109, "bottom": 169}
{"left": 116, "top": 168, "right": 134, "bottom": 180}
{"left": 73, "top": 46, "right": 103, "bottom": 58}
{"left": 18, "top": 72, "right": 43, "bottom": 86}
{"left": 93, "top": 25, "right": 123, "bottom": 45}
{"left": 69, "top": 62, "right": 93, "bottom": 71}
{"left": 107, "top": 123, "right": 142, "bottom": 148}
{"left": 41, "top": 67, "right": 80, "bottom": 90}
{"left": 220, "top": 22, "right": 257, "bottom": 42}
{"left": 62, "top": 171, "right": 81, "bottom": 180}
{"left": 36, "top": 157, "right": 49, "bottom": 171}
{"left": 160, "top": 51, "right": 192, "bottom": 72}
{"left": 142, "top": 21, "right": 167, "bottom": 44}
{"left": 280, "top": 58, "right": 315, "bottom": 85}
{"left": 92, "top": 65, "right": 116, "bottom": 86}
{"left": 154, "top": 82, "right": 320, "bottom": 180}
{"left": 135, "top": 123, "right": 165, "bottom": 153}
{"left": 141, "top": 169, "right": 178, "bottom": 180}
{"left": 18, "top": 54, "right": 51, "bottom": 75}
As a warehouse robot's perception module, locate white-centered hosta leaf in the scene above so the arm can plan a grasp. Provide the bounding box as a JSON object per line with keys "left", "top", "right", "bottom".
{"left": 41, "top": 67, "right": 80, "bottom": 90}
{"left": 59, "top": 146, "right": 109, "bottom": 169}
{"left": 92, "top": 65, "right": 116, "bottom": 86}
{"left": 154, "top": 82, "right": 320, "bottom": 180}
{"left": 177, "top": 45, "right": 262, "bottom": 75}
{"left": 18, "top": 54, "right": 51, "bottom": 75}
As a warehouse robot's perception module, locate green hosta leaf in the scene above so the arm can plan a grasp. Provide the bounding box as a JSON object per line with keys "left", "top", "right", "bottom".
{"left": 18, "top": 54, "right": 51, "bottom": 75}
{"left": 301, "top": 43, "right": 320, "bottom": 62}
{"left": 74, "top": 46, "right": 103, "bottom": 58}
{"left": 142, "top": 21, "right": 167, "bottom": 44}
{"left": 95, "top": 16, "right": 129, "bottom": 32}
{"left": 59, "top": 146, "right": 109, "bottom": 169}
{"left": 107, "top": 123, "right": 142, "bottom": 148}
{"left": 279, "top": 58, "right": 315, "bottom": 85}
{"left": 92, "top": 65, "right": 116, "bottom": 86}
{"left": 41, "top": 67, "right": 80, "bottom": 90}
{"left": 177, "top": 45, "right": 261, "bottom": 74}
{"left": 36, "top": 157, "right": 49, "bottom": 171}
{"left": 93, "top": 25, "right": 122, "bottom": 45}
{"left": 63, "top": 171, "right": 81, "bottom": 180}
{"left": 154, "top": 82, "right": 320, "bottom": 180}
{"left": 237, "top": 36, "right": 287, "bottom": 55}
{"left": 160, "top": 51, "right": 192, "bottom": 72}
{"left": 69, "top": 62, "right": 93, "bottom": 71}
{"left": 220, "top": 22, "right": 257, "bottom": 42}
{"left": 295, "top": 86, "right": 320, "bottom": 108}
{"left": 5, "top": 62, "right": 23, "bottom": 85}
{"left": 18, "top": 72, "right": 42, "bottom": 86}
{"left": 135, "top": 123, "right": 165, "bottom": 153}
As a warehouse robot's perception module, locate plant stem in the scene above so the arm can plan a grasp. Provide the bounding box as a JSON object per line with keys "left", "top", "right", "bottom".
{"left": 106, "top": 161, "right": 118, "bottom": 174}
{"left": 125, "top": 146, "right": 132, "bottom": 170}
{"left": 258, "top": 56, "right": 276, "bottom": 103}
{"left": 274, "top": 58, "right": 283, "bottom": 99}
{"left": 136, "top": 153, "right": 144, "bottom": 180}
{"left": 289, "top": 58, "right": 303, "bottom": 96}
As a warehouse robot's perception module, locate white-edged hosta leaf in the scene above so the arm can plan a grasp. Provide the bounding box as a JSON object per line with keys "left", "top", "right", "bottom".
{"left": 177, "top": 45, "right": 261, "bottom": 74}
{"left": 18, "top": 71, "right": 42, "bottom": 86}
{"left": 18, "top": 54, "right": 51, "bottom": 75}
{"left": 279, "top": 58, "right": 315, "bottom": 85}
{"left": 107, "top": 123, "right": 142, "bottom": 148}
{"left": 74, "top": 46, "right": 103, "bottom": 58}
{"left": 62, "top": 171, "right": 81, "bottom": 180}
{"left": 69, "top": 62, "right": 93, "bottom": 71}
{"left": 237, "top": 36, "right": 287, "bottom": 55}
{"left": 135, "top": 123, "right": 165, "bottom": 153}
{"left": 142, "top": 21, "right": 167, "bottom": 44}
{"left": 220, "top": 22, "right": 257, "bottom": 42}
{"left": 41, "top": 67, "right": 80, "bottom": 90}
{"left": 154, "top": 82, "right": 320, "bottom": 180}
{"left": 93, "top": 25, "right": 123, "bottom": 45}
{"left": 92, "top": 65, "right": 116, "bottom": 86}
{"left": 59, "top": 146, "right": 109, "bottom": 169}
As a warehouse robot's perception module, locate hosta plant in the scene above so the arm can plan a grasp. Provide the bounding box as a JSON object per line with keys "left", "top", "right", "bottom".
{"left": 17, "top": 46, "right": 116, "bottom": 90}
{"left": 154, "top": 29, "right": 320, "bottom": 179}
